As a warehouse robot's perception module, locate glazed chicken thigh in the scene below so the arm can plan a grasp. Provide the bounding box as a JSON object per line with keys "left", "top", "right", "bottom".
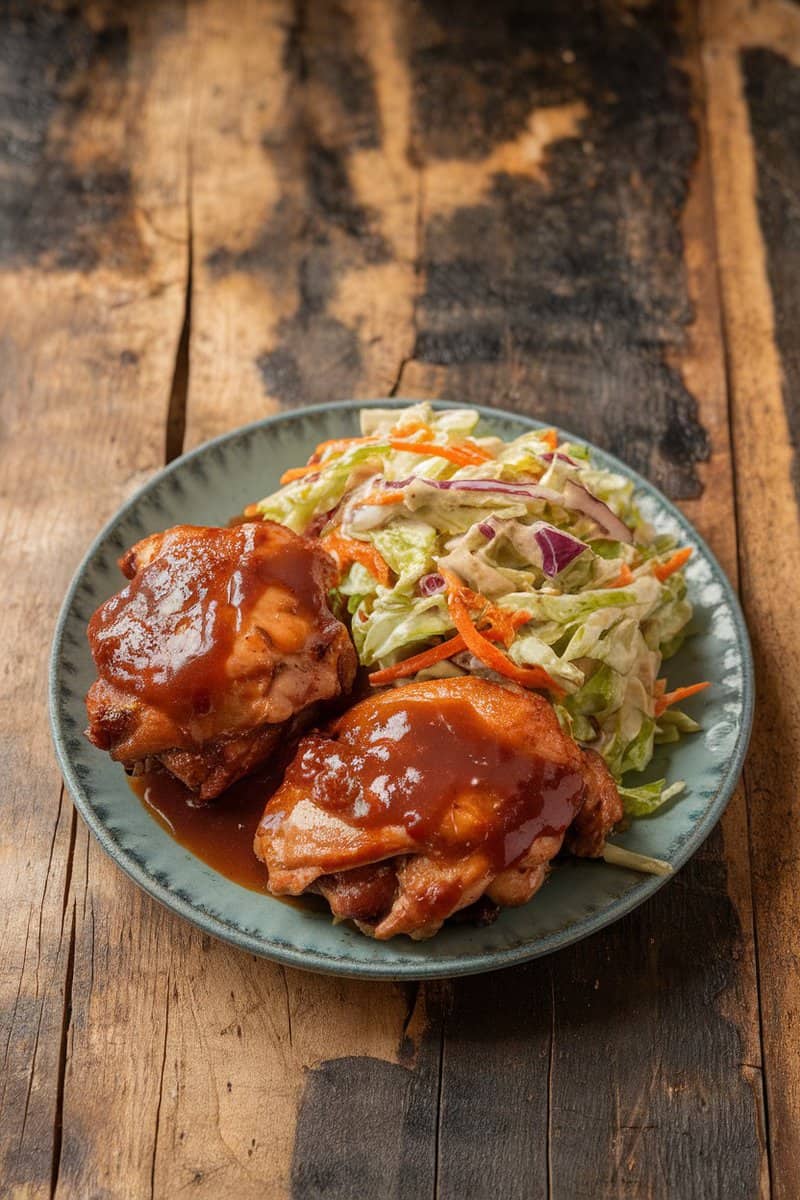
{"left": 85, "top": 522, "right": 357, "bottom": 799}
{"left": 255, "top": 677, "right": 623, "bottom": 939}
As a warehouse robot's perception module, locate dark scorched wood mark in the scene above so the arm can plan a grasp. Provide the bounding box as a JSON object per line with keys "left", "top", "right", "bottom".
{"left": 544, "top": 841, "right": 763, "bottom": 1199}
{"left": 291, "top": 1054, "right": 438, "bottom": 1200}
{"left": 409, "top": 0, "right": 709, "bottom": 498}
{"left": 433, "top": 962, "right": 552, "bottom": 1200}
{"left": 742, "top": 47, "right": 800, "bottom": 504}
{"left": 0, "top": 3, "right": 147, "bottom": 273}
{"left": 207, "top": 0, "right": 390, "bottom": 409}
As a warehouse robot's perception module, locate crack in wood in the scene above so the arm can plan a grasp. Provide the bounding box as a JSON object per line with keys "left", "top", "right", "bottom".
{"left": 699, "top": 28, "right": 776, "bottom": 1196}
{"left": 390, "top": 170, "right": 426, "bottom": 398}
{"left": 165, "top": 225, "right": 192, "bottom": 464}
{"left": 400, "top": 981, "right": 420, "bottom": 1045}
{"left": 280, "top": 966, "right": 294, "bottom": 1051}
{"left": 431, "top": 988, "right": 447, "bottom": 1200}
{"left": 19, "top": 958, "right": 52, "bottom": 1153}
{"left": 150, "top": 969, "right": 171, "bottom": 1200}
{"left": 166, "top": 124, "right": 194, "bottom": 465}
{"left": 49, "top": 901, "right": 76, "bottom": 1200}
{"left": 36, "top": 786, "right": 65, "bottom": 1001}
{"left": 1, "top": 908, "right": 34, "bottom": 1092}
{"left": 59, "top": 806, "right": 77, "bottom": 942}
{"left": 546, "top": 966, "right": 555, "bottom": 1200}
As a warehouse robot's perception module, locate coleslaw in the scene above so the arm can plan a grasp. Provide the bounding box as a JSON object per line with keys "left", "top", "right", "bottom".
{"left": 248, "top": 403, "right": 708, "bottom": 822}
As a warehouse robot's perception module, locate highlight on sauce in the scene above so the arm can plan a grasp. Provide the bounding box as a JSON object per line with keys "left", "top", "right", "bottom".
{"left": 89, "top": 523, "right": 330, "bottom": 725}
{"left": 130, "top": 769, "right": 273, "bottom": 893}
{"left": 274, "top": 691, "right": 585, "bottom": 873}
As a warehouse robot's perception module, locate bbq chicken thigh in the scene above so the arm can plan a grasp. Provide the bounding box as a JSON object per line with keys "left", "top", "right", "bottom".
{"left": 255, "top": 676, "right": 623, "bottom": 939}
{"left": 85, "top": 522, "right": 357, "bottom": 800}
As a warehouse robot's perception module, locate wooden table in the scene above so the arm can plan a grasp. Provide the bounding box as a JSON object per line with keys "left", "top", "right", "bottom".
{"left": 2, "top": 0, "right": 798, "bottom": 1196}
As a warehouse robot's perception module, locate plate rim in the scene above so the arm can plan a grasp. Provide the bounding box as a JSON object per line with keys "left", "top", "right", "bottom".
{"left": 49, "top": 398, "right": 755, "bottom": 979}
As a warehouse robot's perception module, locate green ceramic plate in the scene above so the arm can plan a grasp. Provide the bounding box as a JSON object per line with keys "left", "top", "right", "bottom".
{"left": 49, "top": 401, "right": 753, "bottom": 979}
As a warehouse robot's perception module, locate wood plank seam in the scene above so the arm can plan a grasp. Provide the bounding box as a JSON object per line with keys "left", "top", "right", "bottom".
{"left": 700, "top": 1, "right": 800, "bottom": 1192}
{"left": 146, "top": 137, "right": 194, "bottom": 1196}
{"left": 150, "top": 972, "right": 172, "bottom": 1200}
{"left": 389, "top": 169, "right": 426, "bottom": 398}
{"left": 50, "top": 903, "right": 77, "bottom": 1200}
{"left": 546, "top": 965, "right": 555, "bottom": 1200}
{"left": 432, "top": 1011, "right": 446, "bottom": 1200}
{"left": 166, "top": 34, "right": 196, "bottom": 467}
{"left": 703, "top": 158, "right": 774, "bottom": 1193}
{"left": 280, "top": 967, "right": 294, "bottom": 1051}
{"left": 690, "top": 29, "right": 775, "bottom": 1195}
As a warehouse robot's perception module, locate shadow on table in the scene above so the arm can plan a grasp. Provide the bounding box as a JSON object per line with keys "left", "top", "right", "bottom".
{"left": 290, "top": 822, "right": 765, "bottom": 1198}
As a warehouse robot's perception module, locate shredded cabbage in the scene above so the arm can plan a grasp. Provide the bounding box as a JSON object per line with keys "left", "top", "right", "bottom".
{"left": 250, "top": 403, "right": 707, "bottom": 816}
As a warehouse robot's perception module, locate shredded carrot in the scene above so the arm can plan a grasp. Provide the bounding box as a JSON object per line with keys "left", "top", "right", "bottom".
{"left": 321, "top": 531, "right": 392, "bottom": 587}
{"left": 389, "top": 439, "right": 490, "bottom": 468}
{"left": 654, "top": 546, "right": 692, "bottom": 583}
{"left": 283, "top": 421, "right": 491, "bottom": 482}
{"left": 484, "top": 606, "right": 532, "bottom": 647}
{"left": 448, "top": 589, "right": 564, "bottom": 696}
{"left": 355, "top": 490, "right": 406, "bottom": 507}
{"left": 279, "top": 464, "right": 320, "bottom": 484}
{"left": 654, "top": 678, "right": 667, "bottom": 698}
{"left": 368, "top": 624, "right": 518, "bottom": 685}
{"left": 368, "top": 581, "right": 531, "bottom": 685}
{"left": 655, "top": 680, "right": 710, "bottom": 717}
{"left": 369, "top": 634, "right": 469, "bottom": 684}
{"left": 540, "top": 428, "right": 558, "bottom": 452}
{"left": 605, "top": 562, "right": 634, "bottom": 589}
{"left": 309, "top": 421, "right": 432, "bottom": 464}
{"left": 393, "top": 419, "right": 433, "bottom": 438}
{"left": 308, "top": 434, "right": 377, "bottom": 463}
{"left": 431, "top": 574, "right": 530, "bottom": 646}
{"left": 439, "top": 570, "right": 563, "bottom": 696}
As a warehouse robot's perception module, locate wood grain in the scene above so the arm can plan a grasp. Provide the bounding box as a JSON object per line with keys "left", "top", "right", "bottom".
{"left": 185, "top": 0, "right": 420, "bottom": 448}
{"left": 0, "top": 4, "right": 189, "bottom": 1195}
{"left": 703, "top": 1, "right": 800, "bottom": 1194}
{"left": 408, "top": 4, "right": 766, "bottom": 1195}
{"left": 145, "top": 6, "right": 420, "bottom": 1197}
{"left": 180, "top": 1, "right": 767, "bottom": 1195}
{"left": 1, "top": 0, "right": 794, "bottom": 1195}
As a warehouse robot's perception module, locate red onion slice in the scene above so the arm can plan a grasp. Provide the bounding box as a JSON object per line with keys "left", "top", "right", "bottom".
{"left": 533, "top": 524, "right": 587, "bottom": 576}
{"left": 418, "top": 572, "right": 446, "bottom": 596}
{"left": 541, "top": 451, "right": 580, "bottom": 466}
{"left": 305, "top": 504, "right": 340, "bottom": 538}
{"left": 378, "top": 474, "right": 633, "bottom": 544}
{"left": 406, "top": 476, "right": 565, "bottom": 504}
{"left": 563, "top": 480, "right": 633, "bottom": 544}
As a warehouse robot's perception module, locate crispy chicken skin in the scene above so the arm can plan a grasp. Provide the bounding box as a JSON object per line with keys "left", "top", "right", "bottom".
{"left": 85, "top": 522, "right": 357, "bottom": 799}
{"left": 567, "top": 748, "right": 625, "bottom": 858}
{"left": 255, "top": 677, "right": 622, "bottom": 939}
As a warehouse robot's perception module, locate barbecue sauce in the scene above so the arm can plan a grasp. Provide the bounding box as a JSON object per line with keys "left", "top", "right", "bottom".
{"left": 270, "top": 689, "right": 585, "bottom": 870}
{"left": 259, "top": 681, "right": 587, "bottom": 927}
{"left": 88, "top": 522, "right": 333, "bottom": 726}
{"left": 130, "top": 768, "right": 274, "bottom": 892}
{"left": 132, "top": 681, "right": 586, "bottom": 930}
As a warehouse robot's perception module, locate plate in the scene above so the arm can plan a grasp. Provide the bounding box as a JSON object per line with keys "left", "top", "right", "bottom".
{"left": 49, "top": 400, "right": 754, "bottom": 979}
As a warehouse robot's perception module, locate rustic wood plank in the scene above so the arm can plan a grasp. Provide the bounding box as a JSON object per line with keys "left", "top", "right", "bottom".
{"left": 1, "top": 0, "right": 781, "bottom": 1196}
{"left": 384, "top": 2, "right": 766, "bottom": 1195}
{"left": 177, "top": 1, "right": 768, "bottom": 1196}
{"left": 145, "top": 4, "right": 430, "bottom": 1196}
{"left": 184, "top": 0, "right": 419, "bottom": 448}
{"left": 434, "top": 965, "right": 552, "bottom": 1200}
{"left": 703, "top": 2, "right": 800, "bottom": 1194}
{"left": 0, "top": 3, "right": 189, "bottom": 1195}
